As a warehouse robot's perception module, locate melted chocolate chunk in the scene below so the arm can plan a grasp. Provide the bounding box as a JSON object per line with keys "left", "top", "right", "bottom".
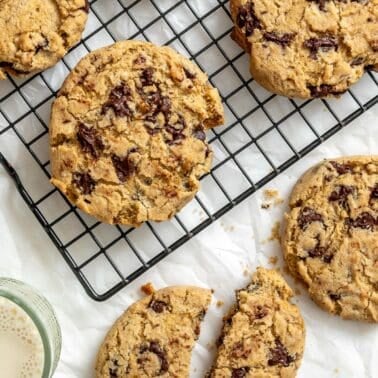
{"left": 165, "top": 115, "right": 186, "bottom": 145}
{"left": 298, "top": 207, "right": 323, "bottom": 230}
{"left": 147, "top": 91, "right": 171, "bottom": 119}
{"left": 330, "top": 161, "right": 353, "bottom": 175}
{"left": 307, "top": 238, "right": 333, "bottom": 262}
{"left": 231, "top": 367, "right": 250, "bottom": 378}
{"left": 308, "top": 84, "right": 346, "bottom": 98}
{"left": 351, "top": 56, "right": 365, "bottom": 66}
{"left": 263, "top": 32, "right": 296, "bottom": 47}
{"left": 304, "top": 36, "right": 338, "bottom": 58}
{"left": 371, "top": 185, "right": 378, "bottom": 202}
{"left": 268, "top": 338, "right": 295, "bottom": 367}
{"left": 72, "top": 172, "right": 95, "bottom": 195}
{"left": 149, "top": 300, "right": 167, "bottom": 313}
{"left": 308, "top": 0, "right": 368, "bottom": 11}
{"left": 329, "top": 293, "right": 341, "bottom": 301}
{"left": 112, "top": 149, "right": 138, "bottom": 182}
{"left": 329, "top": 185, "right": 354, "bottom": 208}
{"left": 102, "top": 83, "right": 133, "bottom": 117}
{"left": 77, "top": 123, "right": 104, "bottom": 158}
{"left": 82, "top": 0, "right": 90, "bottom": 13}
{"left": 193, "top": 126, "right": 206, "bottom": 141}
{"left": 347, "top": 212, "right": 377, "bottom": 231}
{"left": 139, "top": 341, "right": 169, "bottom": 374}
{"left": 184, "top": 67, "right": 196, "bottom": 79}
{"left": 254, "top": 305, "right": 269, "bottom": 319}
{"left": 237, "top": 3, "right": 261, "bottom": 37}
{"left": 0, "top": 62, "right": 30, "bottom": 75}
{"left": 140, "top": 67, "right": 154, "bottom": 86}
{"left": 134, "top": 55, "right": 146, "bottom": 65}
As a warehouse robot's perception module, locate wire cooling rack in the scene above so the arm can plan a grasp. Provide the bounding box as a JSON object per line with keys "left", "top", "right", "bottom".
{"left": 0, "top": 0, "right": 377, "bottom": 301}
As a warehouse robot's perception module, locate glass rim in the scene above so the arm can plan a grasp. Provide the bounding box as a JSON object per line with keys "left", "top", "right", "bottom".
{"left": 0, "top": 279, "right": 62, "bottom": 378}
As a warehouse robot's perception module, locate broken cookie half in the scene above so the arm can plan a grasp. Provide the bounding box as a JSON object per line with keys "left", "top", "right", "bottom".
{"left": 208, "top": 268, "right": 305, "bottom": 378}
{"left": 95, "top": 286, "right": 212, "bottom": 378}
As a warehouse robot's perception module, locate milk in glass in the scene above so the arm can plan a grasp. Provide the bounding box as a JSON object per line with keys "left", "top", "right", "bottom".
{"left": 0, "top": 296, "right": 44, "bottom": 378}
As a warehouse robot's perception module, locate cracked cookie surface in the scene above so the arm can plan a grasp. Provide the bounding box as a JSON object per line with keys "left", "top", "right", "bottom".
{"left": 0, "top": 0, "right": 88, "bottom": 79}
{"left": 50, "top": 40, "right": 224, "bottom": 226}
{"left": 208, "top": 268, "right": 305, "bottom": 378}
{"left": 95, "top": 286, "right": 212, "bottom": 378}
{"left": 283, "top": 156, "right": 378, "bottom": 322}
{"left": 230, "top": 0, "right": 378, "bottom": 98}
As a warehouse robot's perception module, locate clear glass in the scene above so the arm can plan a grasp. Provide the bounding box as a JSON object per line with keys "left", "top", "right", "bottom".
{"left": 0, "top": 278, "right": 62, "bottom": 378}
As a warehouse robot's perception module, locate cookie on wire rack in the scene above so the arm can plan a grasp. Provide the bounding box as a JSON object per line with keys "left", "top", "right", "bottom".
{"left": 95, "top": 286, "right": 212, "bottom": 378}
{"left": 208, "top": 268, "right": 305, "bottom": 378}
{"left": 282, "top": 156, "right": 378, "bottom": 322}
{"left": 49, "top": 40, "right": 224, "bottom": 226}
{"left": 230, "top": 0, "right": 378, "bottom": 98}
{"left": 0, "top": 0, "right": 89, "bottom": 79}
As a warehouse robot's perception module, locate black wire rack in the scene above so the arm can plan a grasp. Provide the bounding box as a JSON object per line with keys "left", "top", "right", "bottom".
{"left": 0, "top": 0, "right": 377, "bottom": 301}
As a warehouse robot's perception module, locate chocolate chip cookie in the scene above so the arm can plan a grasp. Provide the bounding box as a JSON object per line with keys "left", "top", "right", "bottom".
{"left": 95, "top": 286, "right": 212, "bottom": 378}
{"left": 50, "top": 40, "right": 224, "bottom": 226}
{"left": 208, "top": 268, "right": 305, "bottom": 378}
{"left": 230, "top": 0, "right": 378, "bottom": 98}
{"left": 0, "top": 0, "right": 88, "bottom": 79}
{"left": 283, "top": 156, "right": 378, "bottom": 322}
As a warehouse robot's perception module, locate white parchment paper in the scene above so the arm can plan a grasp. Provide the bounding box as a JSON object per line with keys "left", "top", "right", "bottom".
{"left": 0, "top": 1, "right": 378, "bottom": 377}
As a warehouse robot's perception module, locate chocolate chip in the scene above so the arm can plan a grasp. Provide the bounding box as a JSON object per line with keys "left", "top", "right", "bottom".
{"left": 237, "top": 3, "right": 261, "bottom": 37}
{"left": 371, "top": 185, "right": 378, "bottom": 202}
{"left": 112, "top": 150, "right": 137, "bottom": 182}
{"left": 0, "top": 62, "right": 30, "bottom": 75}
{"left": 308, "top": 0, "right": 368, "bottom": 11}
{"left": 329, "top": 293, "right": 341, "bottom": 301}
{"left": 149, "top": 300, "right": 167, "bottom": 313}
{"left": 140, "top": 67, "right": 154, "bottom": 86}
{"left": 231, "top": 342, "right": 251, "bottom": 359}
{"left": 268, "top": 338, "right": 295, "bottom": 367}
{"left": 82, "top": 0, "right": 90, "bottom": 13}
{"left": 330, "top": 161, "right": 353, "bottom": 174}
{"left": 165, "top": 114, "right": 186, "bottom": 145}
{"left": 298, "top": 207, "right": 323, "bottom": 230}
{"left": 304, "top": 36, "right": 338, "bottom": 58}
{"left": 231, "top": 367, "right": 250, "bottom": 378}
{"left": 263, "top": 32, "right": 296, "bottom": 47}
{"left": 72, "top": 172, "right": 95, "bottom": 195}
{"left": 102, "top": 83, "right": 133, "bottom": 117}
{"left": 307, "top": 237, "right": 333, "bottom": 262}
{"left": 35, "top": 36, "right": 49, "bottom": 54}
{"left": 347, "top": 212, "right": 377, "bottom": 231}
{"left": 307, "top": 0, "right": 328, "bottom": 10}
{"left": 139, "top": 341, "right": 169, "bottom": 375}
{"left": 351, "top": 57, "right": 365, "bottom": 66}
{"left": 254, "top": 305, "right": 269, "bottom": 319}
{"left": 370, "top": 40, "right": 378, "bottom": 52}
{"left": 193, "top": 126, "right": 206, "bottom": 141}
{"left": 329, "top": 185, "right": 354, "bottom": 208}
{"left": 308, "top": 84, "right": 346, "bottom": 98}
{"left": 184, "top": 67, "right": 196, "bottom": 79}
{"left": 77, "top": 123, "right": 104, "bottom": 158}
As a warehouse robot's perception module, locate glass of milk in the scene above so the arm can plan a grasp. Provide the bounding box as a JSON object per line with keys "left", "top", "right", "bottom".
{"left": 0, "top": 278, "right": 62, "bottom": 378}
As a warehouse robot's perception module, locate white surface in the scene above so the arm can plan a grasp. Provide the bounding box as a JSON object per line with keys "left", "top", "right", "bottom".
{"left": 0, "top": 105, "right": 376, "bottom": 378}
{"left": 0, "top": 1, "right": 378, "bottom": 376}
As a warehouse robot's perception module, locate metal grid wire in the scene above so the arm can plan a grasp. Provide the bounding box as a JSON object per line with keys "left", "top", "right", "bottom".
{"left": 0, "top": 0, "right": 377, "bottom": 300}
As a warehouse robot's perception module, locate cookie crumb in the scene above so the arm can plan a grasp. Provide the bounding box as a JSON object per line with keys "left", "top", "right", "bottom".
{"left": 269, "top": 256, "right": 278, "bottom": 265}
{"left": 294, "top": 287, "right": 301, "bottom": 296}
{"left": 262, "top": 189, "right": 284, "bottom": 209}
{"left": 268, "top": 221, "right": 281, "bottom": 242}
{"left": 243, "top": 268, "right": 250, "bottom": 277}
{"left": 141, "top": 282, "right": 155, "bottom": 295}
{"left": 216, "top": 300, "right": 224, "bottom": 308}
{"left": 264, "top": 188, "right": 279, "bottom": 199}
